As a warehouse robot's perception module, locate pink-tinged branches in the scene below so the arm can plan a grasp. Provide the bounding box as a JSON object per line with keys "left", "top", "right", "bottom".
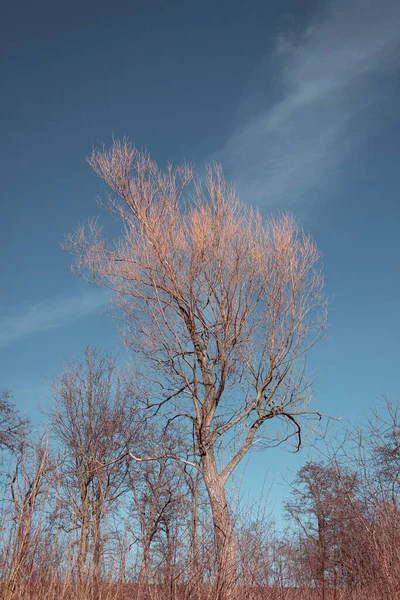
{"left": 65, "top": 140, "right": 327, "bottom": 458}
{"left": 65, "top": 139, "right": 327, "bottom": 600}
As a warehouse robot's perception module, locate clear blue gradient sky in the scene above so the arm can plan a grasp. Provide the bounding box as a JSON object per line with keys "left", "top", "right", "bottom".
{"left": 1, "top": 0, "right": 400, "bottom": 514}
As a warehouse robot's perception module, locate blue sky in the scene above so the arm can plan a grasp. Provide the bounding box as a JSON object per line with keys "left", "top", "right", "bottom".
{"left": 1, "top": 0, "right": 400, "bottom": 513}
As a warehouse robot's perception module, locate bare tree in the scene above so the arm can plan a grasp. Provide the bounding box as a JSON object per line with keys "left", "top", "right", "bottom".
{"left": 337, "top": 399, "right": 400, "bottom": 597}
{"left": 66, "top": 139, "right": 327, "bottom": 599}
{"left": 130, "top": 446, "right": 178, "bottom": 593}
{"left": 285, "top": 461, "right": 360, "bottom": 598}
{"left": 367, "top": 398, "right": 400, "bottom": 505}
{"left": 45, "top": 346, "right": 138, "bottom": 591}
{"left": 0, "top": 390, "right": 28, "bottom": 454}
{"left": 3, "top": 439, "right": 52, "bottom": 600}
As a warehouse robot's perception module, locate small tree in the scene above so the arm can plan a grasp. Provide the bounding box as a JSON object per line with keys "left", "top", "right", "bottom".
{"left": 285, "top": 461, "right": 359, "bottom": 598}
{"left": 46, "top": 346, "right": 138, "bottom": 589}
{"left": 368, "top": 398, "right": 400, "bottom": 505}
{"left": 66, "top": 140, "right": 327, "bottom": 599}
{"left": 342, "top": 399, "right": 400, "bottom": 596}
{"left": 0, "top": 390, "right": 28, "bottom": 454}
{"left": 3, "top": 439, "right": 52, "bottom": 600}
{"left": 127, "top": 426, "right": 184, "bottom": 596}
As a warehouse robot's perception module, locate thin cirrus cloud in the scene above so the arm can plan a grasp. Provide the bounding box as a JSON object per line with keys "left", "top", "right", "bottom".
{"left": 220, "top": 0, "right": 400, "bottom": 208}
{"left": 0, "top": 288, "right": 109, "bottom": 349}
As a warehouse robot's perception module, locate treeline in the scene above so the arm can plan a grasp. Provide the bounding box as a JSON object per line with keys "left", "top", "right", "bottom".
{"left": 0, "top": 347, "right": 399, "bottom": 600}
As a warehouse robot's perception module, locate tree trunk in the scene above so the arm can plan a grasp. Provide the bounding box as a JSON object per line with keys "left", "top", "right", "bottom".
{"left": 78, "top": 498, "right": 90, "bottom": 591}
{"left": 92, "top": 503, "right": 102, "bottom": 596}
{"left": 117, "top": 531, "right": 127, "bottom": 584}
{"left": 78, "top": 521, "right": 88, "bottom": 586}
{"left": 4, "top": 510, "right": 34, "bottom": 600}
{"left": 164, "top": 524, "right": 173, "bottom": 600}
{"left": 92, "top": 490, "right": 103, "bottom": 588}
{"left": 191, "top": 474, "right": 201, "bottom": 600}
{"left": 137, "top": 536, "right": 153, "bottom": 599}
{"left": 202, "top": 451, "right": 237, "bottom": 600}
{"left": 317, "top": 515, "right": 326, "bottom": 600}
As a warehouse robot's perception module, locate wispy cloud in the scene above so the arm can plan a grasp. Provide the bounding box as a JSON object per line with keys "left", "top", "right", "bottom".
{"left": 221, "top": 0, "right": 400, "bottom": 209}
{"left": 0, "top": 288, "right": 109, "bottom": 349}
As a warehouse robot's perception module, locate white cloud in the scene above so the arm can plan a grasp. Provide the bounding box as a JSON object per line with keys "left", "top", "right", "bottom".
{"left": 0, "top": 288, "right": 109, "bottom": 348}
{"left": 221, "top": 0, "right": 400, "bottom": 209}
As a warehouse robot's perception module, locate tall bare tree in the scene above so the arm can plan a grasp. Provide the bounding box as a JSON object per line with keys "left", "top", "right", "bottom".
{"left": 66, "top": 140, "right": 327, "bottom": 599}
